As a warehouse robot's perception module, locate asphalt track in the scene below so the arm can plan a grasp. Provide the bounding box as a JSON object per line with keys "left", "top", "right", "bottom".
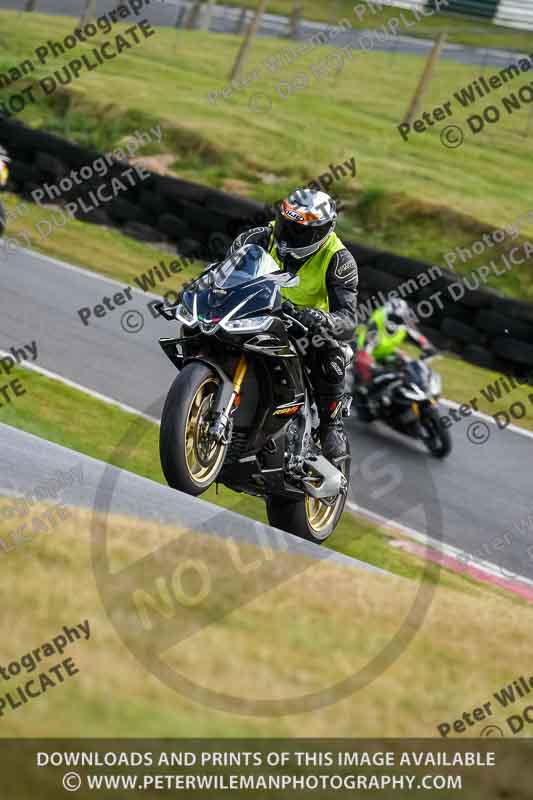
{"left": 1, "top": 246, "right": 532, "bottom": 582}
{"left": 1, "top": 0, "right": 527, "bottom": 70}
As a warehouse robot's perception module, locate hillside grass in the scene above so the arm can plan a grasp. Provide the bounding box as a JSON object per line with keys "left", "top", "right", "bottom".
{"left": 0, "top": 490, "right": 532, "bottom": 757}
{"left": 434, "top": 352, "right": 533, "bottom": 429}
{"left": 1, "top": 11, "right": 533, "bottom": 303}
{"left": 350, "top": 190, "right": 533, "bottom": 301}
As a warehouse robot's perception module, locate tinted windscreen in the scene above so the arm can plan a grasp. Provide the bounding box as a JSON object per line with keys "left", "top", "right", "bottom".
{"left": 211, "top": 245, "right": 280, "bottom": 289}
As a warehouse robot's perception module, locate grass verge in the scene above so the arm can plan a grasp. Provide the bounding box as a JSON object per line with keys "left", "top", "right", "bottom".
{"left": 434, "top": 352, "right": 533, "bottom": 430}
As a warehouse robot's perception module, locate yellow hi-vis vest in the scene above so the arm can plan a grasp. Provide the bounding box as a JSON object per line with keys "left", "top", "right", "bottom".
{"left": 357, "top": 306, "right": 407, "bottom": 361}
{"left": 267, "top": 222, "right": 345, "bottom": 312}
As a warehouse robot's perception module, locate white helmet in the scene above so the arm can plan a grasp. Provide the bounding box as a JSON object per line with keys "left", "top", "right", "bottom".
{"left": 383, "top": 298, "right": 417, "bottom": 328}
{"left": 274, "top": 188, "right": 337, "bottom": 260}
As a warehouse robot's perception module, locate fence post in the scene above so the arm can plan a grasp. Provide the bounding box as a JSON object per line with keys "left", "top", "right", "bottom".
{"left": 229, "top": 0, "right": 268, "bottom": 82}
{"left": 288, "top": 4, "right": 303, "bottom": 39}
{"left": 403, "top": 32, "right": 446, "bottom": 126}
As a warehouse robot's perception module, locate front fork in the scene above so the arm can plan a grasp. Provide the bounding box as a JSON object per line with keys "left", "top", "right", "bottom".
{"left": 209, "top": 353, "right": 248, "bottom": 444}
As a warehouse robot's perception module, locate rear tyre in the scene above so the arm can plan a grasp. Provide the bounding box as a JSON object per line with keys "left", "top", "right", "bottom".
{"left": 266, "top": 448, "right": 350, "bottom": 544}
{"left": 160, "top": 362, "right": 228, "bottom": 495}
{"left": 421, "top": 406, "right": 452, "bottom": 459}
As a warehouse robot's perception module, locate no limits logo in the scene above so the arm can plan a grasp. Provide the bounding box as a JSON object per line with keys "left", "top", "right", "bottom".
{"left": 91, "top": 397, "right": 443, "bottom": 716}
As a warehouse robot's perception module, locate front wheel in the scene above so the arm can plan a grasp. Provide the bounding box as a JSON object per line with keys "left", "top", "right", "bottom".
{"left": 421, "top": 405, "right": 452, "bottom": 459}
{"left": 160, "top": 362, "right": 228, "bottom": 496}
{"left": 265, "top": 451, "right": 350, "bottom": 545}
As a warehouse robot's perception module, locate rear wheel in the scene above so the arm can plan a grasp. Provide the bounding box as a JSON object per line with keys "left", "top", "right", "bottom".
{"left": 421, "top": 405, "right": 452, "bottom": 459}
{"left": 266, "top": 449, "right": 350, "bottom": 544}
{"left": 160, "top": 362, "right": 228, "bottom": 495}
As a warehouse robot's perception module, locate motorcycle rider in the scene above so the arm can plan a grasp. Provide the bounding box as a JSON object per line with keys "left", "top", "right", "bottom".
{"left": 354, "top": 298, "right": 436, "bottom": 419}
{"left": 224, "top": 188, "right": 358, "bottom": 464}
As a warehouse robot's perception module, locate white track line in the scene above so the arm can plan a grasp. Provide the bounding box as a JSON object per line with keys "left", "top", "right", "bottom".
{"left": 0, "top": 350, "right": 159, "bottom": 425}
{"left": 346, "top": 500, "right": 533, "bottom": 588}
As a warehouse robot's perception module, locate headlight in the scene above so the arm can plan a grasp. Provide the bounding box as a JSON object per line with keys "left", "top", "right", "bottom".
{"left": 175, "top": 303, "right": 196, "bottom": 326}
{"left": 429, "top": 373, "right": 442, "bottom": 396}
{"left": 221, "top": 315, "right": 273, "bottom": 333}
{"left": 402, "top": 386, "right": 426, "bottom": 401}
{"left": 0, "top": 164, "right": 8, "bottom": 187}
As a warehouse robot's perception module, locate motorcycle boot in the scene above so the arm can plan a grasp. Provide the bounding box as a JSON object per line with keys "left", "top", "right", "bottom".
{"left": 318, "top": 397, "right": 348, "bottom": 464}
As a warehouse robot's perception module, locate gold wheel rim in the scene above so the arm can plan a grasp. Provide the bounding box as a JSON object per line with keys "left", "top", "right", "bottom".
{"left": 304, "top": 494, "right": 339, "bottom": 536}
{"left": 304, "top": 459, "right": 348, "bottom": 538}
{"left": 184, "top": 377, "right": 225, "bottom": 486}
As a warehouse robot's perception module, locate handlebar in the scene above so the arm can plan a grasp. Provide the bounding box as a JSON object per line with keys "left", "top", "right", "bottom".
{"left": 281, "top": 310, "right": 309, "bottom": 335}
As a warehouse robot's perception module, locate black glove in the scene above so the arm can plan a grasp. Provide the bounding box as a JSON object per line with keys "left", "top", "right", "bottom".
{"left": 293, "top": 307, "right": 329, "bottom": 332}
{"left": 281, "top": 300, "right": 297, "bottom": 317}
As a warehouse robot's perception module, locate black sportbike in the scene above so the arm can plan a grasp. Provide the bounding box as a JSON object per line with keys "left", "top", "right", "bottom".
{"left": 157, "top": 244, "right": 351, "bottom": 543}
{"left": 351, "top": 352, "right": 452, "bottom": 458}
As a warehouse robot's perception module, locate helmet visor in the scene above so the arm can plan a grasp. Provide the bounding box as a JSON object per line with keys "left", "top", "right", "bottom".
{"left": 276, "top": 214, "right": 332, "bottom": 251}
